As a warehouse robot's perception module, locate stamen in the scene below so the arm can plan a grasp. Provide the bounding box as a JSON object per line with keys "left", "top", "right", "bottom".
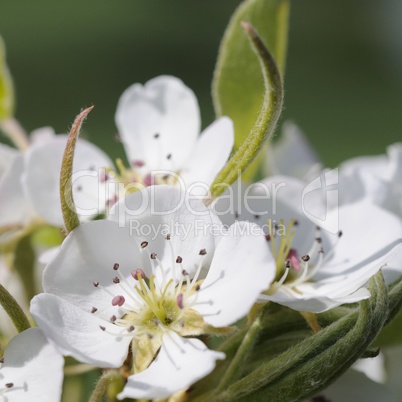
{"left": 5, "top": 383, "right": 13, "bottom": 389}
{"left": 150, "top": 253, "right": 157, "bottom": 260}
{"left": 93, "top": 281, "right": 99, "bottom": 287}
{"left": 141, "top": 241, "right": 149, "bottom": 248}
{"left": 100, "top": 171, "right": 109, "bottom": 183}
{"left": 132, "top": 269, "right": 147, "bottom": 280}
{"left": 110, "top": 315, "right": 117, "bottom": 323}
{"left": 199, "top": 249, "right": 207, "bottom": 256}
{"left": 91, "top": 307, "right": 97, "bottom": 314}
{"left": 132, "top": 160, "right": 145, "bottom": 168}
{"left": 167, "top": 153, "right": 172, "bottom": 160}
{"left": 154, "top": 133, "right": 160, "bottom": 139}
{"left": 112, "top": 295, "right": 125, "bottom": 307}
{"left": 113, "top": 263, "right": 120, "bottom": 270}
{"left": 107, "top": 195, "right": 119, "bottom": 208}
{"left": 144, "top": 174, "right": 152, "bottom": 186}
{"left": 113, "top": 277, "right": 120, "bottom": 284}
{"left": 176, "top": 256, "right": 183, "bottom": 263}
{"left": 287, "top": 249, "right": 301, "bottom": 272}
{"left": 177, "top": 293, "right": 184, "bottom": 309}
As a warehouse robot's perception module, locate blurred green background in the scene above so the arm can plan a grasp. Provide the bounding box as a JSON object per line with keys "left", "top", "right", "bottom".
{"left": 1, "top": 0, "right": 401, "bottom": 167}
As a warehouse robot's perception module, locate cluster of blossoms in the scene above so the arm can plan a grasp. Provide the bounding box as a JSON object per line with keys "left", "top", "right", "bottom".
{"left": 1, "top": 75, "right": 402, "bottom": 401}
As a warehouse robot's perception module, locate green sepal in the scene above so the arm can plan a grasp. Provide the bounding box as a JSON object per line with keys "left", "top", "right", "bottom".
{"left": 212, "top": 0, "right": 289, "bottom": 182}
{"left": 210, "top": 272, "right": 389, "bottom": 402}
{"left": 0, "top": 36, "right": 15, "bottom": 120}
{"left": 210, "top": 22, "right": 283, "bottom": 198}
{"left": 60, "top": 106, "right": 94, "bottom": 234}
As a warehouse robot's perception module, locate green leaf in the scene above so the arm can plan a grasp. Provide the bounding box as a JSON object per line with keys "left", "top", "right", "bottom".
{"left": 0, "top": 36, "right": 15, "bottom": 119}
{"left": 212, "top": 0, "right": 289, "bottom": 181}
{"left": 212, "top": 272, "right": 389, "bottom": 402}
{"left": 210, "top": 22, "right": 283, "bottom": 199}
{"left": 60, "top": 106, "right": 94, "bottom": 234}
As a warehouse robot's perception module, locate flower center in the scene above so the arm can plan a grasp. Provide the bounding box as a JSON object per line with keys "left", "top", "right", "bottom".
{"left": 91, "top": 236, "right": 207, "bottom": 341}
{"left": 264, "top": 219, "right": 342, "bottom": 295}
{"left": 108, "top": 132, "right": 181, "bottom": 202}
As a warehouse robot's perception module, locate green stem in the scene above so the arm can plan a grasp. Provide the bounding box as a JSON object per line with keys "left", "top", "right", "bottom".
{"left": 0, "top": 282, "right": 31, "bottom": 333}
{"left": 214, "top": 304, "right": 268, "bottom": 394}
{"left": 60, "top": 106, "right": 94, "bottom": 234}
{"left": 88, "top": 371, "right": 123, "bottom": 402}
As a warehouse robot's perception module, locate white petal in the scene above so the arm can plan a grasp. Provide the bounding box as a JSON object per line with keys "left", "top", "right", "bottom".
{"left": 260, "top": 286, "right": 371, "bottom": 313}
{"left": 35, "top": 246, "right": 61, "bottom": 293}
{"left": 115, "top": 75, "right": 200, "bottom": 171}
{"left": 381, "top": 247, "right": 402, "bottom": 284}
{"left": 22, "top": 135, "right": 114, "bottom": 227}
{"left": 340, "top": 154, "right": 389, "bottom": 182}
{"left": 30, "top": 294, "right": 131, "bottom": 368}
{"left": 43, "top": 220, "right": 144, "bottom": 317}
{"left": 0, "top": 143, "right": 18, "bottom": 178}
{"left": 117, "top": 332, "right": 224, "bottom": 400}
{"left": 109, "top": 185, "right": 220, "bottom": 280}
{"left": 339, "top": 162, "right": 390, "bottom": 206}
{"left": 318, "top": 201, "right": 402, "bottom": 278}
{"left": 353, "top": 353, "right": 387, "bottom": 383}
{"left": 0, "top": 154, "right": 35, "bottom": 230}
{"left": 264, "top": 122, "right": 322, "bottom": 181}
{"left": 191, "top": 221, "right": 276, "bottom": 327}
{"left": 30, "top": 126, "right": 56, "bottom": 144}
{"left": 38, "top": 246, "right": 60, "bottom": 265}
{"left": 180, "top": 117, "right": 234, "bottom": 194}
{"left": 0, "top": 327, "right": 64, "bottom": 402}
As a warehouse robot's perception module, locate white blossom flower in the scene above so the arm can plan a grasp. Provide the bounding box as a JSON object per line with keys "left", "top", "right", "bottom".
{"left": 30, "top": 185, "right": 274, "bottom": 399}
{"left": 0, "top": 327, "right": 64, "bottom": 402}
{"left": 214, "top": 176, "right": 402, "bottom": 312}
{"left": 338, "top": 143, "right": 402, "bottom": 216}
{"left": 264, "top": 125, "right": 402, "bottom": 220}
{"left": 115, "top": 75, "right": 234, "bottom": 194}
{"left": 0, "top": 127, "right": 114, "bottom": 233}
{"left": 264, "top": 122, "right": 322, "bottom": 181}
